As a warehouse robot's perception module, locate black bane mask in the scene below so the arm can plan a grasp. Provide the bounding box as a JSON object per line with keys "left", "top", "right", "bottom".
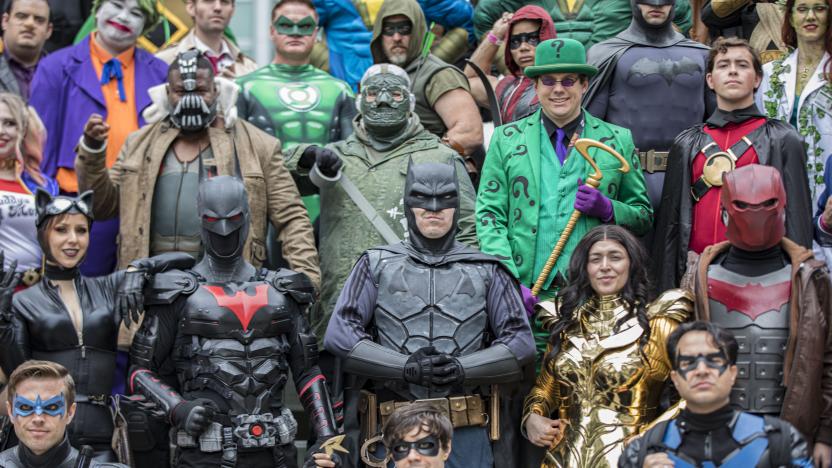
{"left": 170, "top": 50, "right": 217, "bottom": 133}
{"left": 198, "top": 176, "right": 250, "bottom": 261}
{"left": 403, "top": 159, "right": 460, "bottom": 254}
{"left": 359, "top": 73, "right": 412, "bottom": 139}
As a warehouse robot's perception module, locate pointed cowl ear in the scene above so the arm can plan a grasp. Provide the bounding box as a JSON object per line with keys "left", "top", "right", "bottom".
{"left": 35, "top": 188, "right": 53, "bottom": 225}
{"left": 78, "top": 191, "right": 95, "bottom": 221}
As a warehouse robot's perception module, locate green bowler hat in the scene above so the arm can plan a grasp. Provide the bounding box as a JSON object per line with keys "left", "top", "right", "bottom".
{"left": 524, "top": 38, "right": 598, "bottom": 79}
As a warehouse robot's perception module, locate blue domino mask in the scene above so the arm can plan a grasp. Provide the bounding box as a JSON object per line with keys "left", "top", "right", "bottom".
{"left": 13, "top": 393, "right": 67, "bottom": 418}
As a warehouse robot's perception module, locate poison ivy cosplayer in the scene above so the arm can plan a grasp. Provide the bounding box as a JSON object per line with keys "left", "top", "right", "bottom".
{"left": 0, "top": 190, "right": 192, "bottom": 462}
{"left": 757, "top": 0, "right": 832, "bottom": 204}
{"left": 522, "top": 225, "right": 692, "bottom": 468}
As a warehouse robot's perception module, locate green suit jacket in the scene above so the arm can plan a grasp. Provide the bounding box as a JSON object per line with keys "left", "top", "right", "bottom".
{"left": 476, "top": 109, "right": 652, "bottom": 298}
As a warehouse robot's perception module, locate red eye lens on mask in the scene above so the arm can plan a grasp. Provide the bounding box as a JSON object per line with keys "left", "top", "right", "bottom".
{"left": 204, "top": 216, "right": 219, "bottom": 222}
{"left": 229, "top": 214, "right": 242, "bottom": 221}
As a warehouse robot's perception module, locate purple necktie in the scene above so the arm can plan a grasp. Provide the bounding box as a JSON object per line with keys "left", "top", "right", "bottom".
{"left": 554, "top": 128, "right": 568, "bottom": 164}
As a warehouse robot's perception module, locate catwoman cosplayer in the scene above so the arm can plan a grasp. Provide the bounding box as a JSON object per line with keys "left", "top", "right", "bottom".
{"left": 0, "top": 190, "right": 193, "bottom": 461}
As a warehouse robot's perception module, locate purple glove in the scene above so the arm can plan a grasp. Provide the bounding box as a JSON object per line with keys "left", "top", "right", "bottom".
{"left": 574, "top": 182, "right": 614, "bottom": 222}
{"left": 520, "top": 284, "right": 538, "bottom": 318}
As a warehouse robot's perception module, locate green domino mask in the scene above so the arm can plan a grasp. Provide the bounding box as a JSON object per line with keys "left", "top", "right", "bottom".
{"left": 274, "top": 15, "right": 317, "bottom": 36}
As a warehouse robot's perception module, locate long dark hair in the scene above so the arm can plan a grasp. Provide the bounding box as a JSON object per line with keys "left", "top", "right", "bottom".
{"left": 782, "top": 0, "right": 832, "bottom": 81}
{"left": 545, "top": 225, "right": 652, "bottom": 363}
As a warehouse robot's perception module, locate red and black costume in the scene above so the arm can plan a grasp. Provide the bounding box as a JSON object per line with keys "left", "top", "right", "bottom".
{"left": 652, "top": 105, "right": 813, "bottom": 291}
{"left": 128, "top": 176, "right": 337, "bottom": 468}
{"left": 685, "top": 165, "right": 832, "bottom": 449}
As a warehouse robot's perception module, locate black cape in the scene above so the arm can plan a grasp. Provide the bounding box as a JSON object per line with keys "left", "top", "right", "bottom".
{"left": 650, "top": 119, "right": 814, "bottom": 292}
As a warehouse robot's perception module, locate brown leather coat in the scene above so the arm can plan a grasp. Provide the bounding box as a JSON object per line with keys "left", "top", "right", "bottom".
{"left": 75, "top": 118, "right": 320, "bottom": 287}
{"left": 688, "top": 238, "right": 832, "bottom": 445}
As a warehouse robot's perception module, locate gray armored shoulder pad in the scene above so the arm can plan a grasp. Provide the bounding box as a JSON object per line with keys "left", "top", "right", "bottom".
{"left": 266, "top": 269, "right": 316, "bottom": 305}
{"left": 144, "top": 270, "right": 198, "bottom": 306}
{"left": 646, "top": 288, "right": 694, "bottom": 323}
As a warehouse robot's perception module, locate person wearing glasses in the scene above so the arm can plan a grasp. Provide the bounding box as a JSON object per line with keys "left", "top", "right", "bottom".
{"left": 370, "top": 0, "right": 483, "bottom": 157}
{"left": 618, "top": 322, "right": 813, "bottom": 468}
{"left": 652, "top": 37, "right": 814, "bottom": 293}
{"left": 476, "top": 37, "right": 652, "bottom": 362}
{"left": 584, "top": 0, "right": 712, "bottom": 211}
{"left": 463, "top": 6, "right": 556, "bottom": 124}
{"left": 0, "top": 190, "right": 192, "bottom": 462}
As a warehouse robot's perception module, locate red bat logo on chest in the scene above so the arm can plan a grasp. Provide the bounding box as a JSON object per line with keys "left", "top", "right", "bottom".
{"left": 203, "top": 284, "right": 270, "bottom": 331}
{"left": 707, "top": 277, "right": 791, "bottom": 321}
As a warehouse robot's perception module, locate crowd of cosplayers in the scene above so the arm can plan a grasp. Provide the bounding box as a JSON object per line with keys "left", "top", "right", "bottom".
{"left": 0, "top": 0, "right": 830, "bottom": 467}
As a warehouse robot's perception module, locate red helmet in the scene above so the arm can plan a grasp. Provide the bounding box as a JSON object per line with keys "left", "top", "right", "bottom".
{"left": 720, "top": 165, "right": 786, "bottom": 251}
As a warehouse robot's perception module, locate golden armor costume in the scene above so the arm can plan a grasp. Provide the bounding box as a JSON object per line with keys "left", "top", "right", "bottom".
{"left": 523, "top": 289, "right": 693, "bottom": 468}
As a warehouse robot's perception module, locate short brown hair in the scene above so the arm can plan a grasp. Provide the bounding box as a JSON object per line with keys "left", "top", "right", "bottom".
{"left": 707, "top": 37, "right": 763, "bottom": 77}
{"left": 6, "top": 360, "right": 76, "bottom": 407}
{"left": 271, "top": 0, "right": 317, "bottom": 21}
{"left": 382, "top": 403, "right": 453, "bottom": 451}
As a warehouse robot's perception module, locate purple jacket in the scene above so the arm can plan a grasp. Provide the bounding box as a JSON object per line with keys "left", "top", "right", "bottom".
{"left": 29, "top": 36, "right": 168, "bottom": 276}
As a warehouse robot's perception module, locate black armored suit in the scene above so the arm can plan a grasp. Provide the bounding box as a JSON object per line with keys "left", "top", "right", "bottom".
{"left": 128, "top": 176, "right": 337, "bottom": 467}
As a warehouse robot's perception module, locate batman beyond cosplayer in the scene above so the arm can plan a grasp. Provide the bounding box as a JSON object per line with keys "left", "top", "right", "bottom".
{"left": 324, "top": 160, "right": 535, "bottom": 468}
{"left": 128, "top": 176, "right": 339, "bottom": 468}
{"left": 584, "top": 0, "right": 712, "bottom": 209}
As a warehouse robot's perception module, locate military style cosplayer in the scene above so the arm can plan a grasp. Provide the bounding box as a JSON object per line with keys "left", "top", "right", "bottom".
{"left": 0, "top": 360, "right": 128, "bottom": 468}
{"left": 683, "top": 164, "right": 832, "bottom": 466}
{"left": 128, "top": 176, "right": 339, "bottom": 467}
{"left": 524, "top": 225, "right": 692, "bottom": 468}
{"left": 0, "top": 190, "right": 192, "bottom": 462}
{"left": 585, "top": 0, "right": 712, "bottom": 209}
{"left": 324, "top": 160, "right": 535, "bottom": 468}
{"left": 618, "top": 322, "right": 813, "bottom": 467}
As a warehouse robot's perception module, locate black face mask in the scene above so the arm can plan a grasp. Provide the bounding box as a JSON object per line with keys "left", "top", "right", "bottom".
{"left": 630, "top": 0, "right": 675, "bottom": 31}
{"left": 674, "top": 351, "right": 730, "bottom": 379}
{"left": 403, "top": 160, "right": 459, "bottom": 254}
{"left": 390, "top": 435, "right": 441, "bottom": 461}
{"left": 197, "top": 176, "right": 250, "bottom": 262}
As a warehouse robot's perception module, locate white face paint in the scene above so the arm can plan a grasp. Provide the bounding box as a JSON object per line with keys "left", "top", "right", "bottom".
{"left": 96, "top": 0, "right": 146, "bottom": 51}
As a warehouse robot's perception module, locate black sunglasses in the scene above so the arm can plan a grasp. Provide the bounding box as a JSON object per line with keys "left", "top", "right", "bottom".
{"left": 509, "top": 31, "right": 540, "bottom": 50}
{"left": 382, "top": 20, "right": 413, "bottom": 37}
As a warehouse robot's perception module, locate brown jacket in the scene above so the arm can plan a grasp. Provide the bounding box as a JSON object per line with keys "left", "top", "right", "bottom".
{"left": 75, "top": 119, "right": 321, "bottom": 287}
{"left": 689, "top": 238, "right": 832, "bottom": 445}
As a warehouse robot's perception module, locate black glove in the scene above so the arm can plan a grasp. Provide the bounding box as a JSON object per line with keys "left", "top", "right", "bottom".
{"left": 117, "top": 269, "right": 146, "bottom": 327}
{"left": 302, "top": 145, "right": 343, "bottom": 177}
{"left": 403, "top": 346, "right": 457, "bottom": 388}
{"left": 172, "top": 399, "right": 215, "bottom": 436}
{"left": 430, "top": 355, "right": 464, "bottom": 387}
{"left": 0, "top": 251, "right": 19, "bottom": 323}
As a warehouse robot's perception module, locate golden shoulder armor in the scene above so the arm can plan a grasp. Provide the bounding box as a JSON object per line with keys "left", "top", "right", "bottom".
{"left": 645, "top": 288, "right": 693, "bottom": 323}
{"left": 535, "top": 299, "right": 560, "bottom": 332}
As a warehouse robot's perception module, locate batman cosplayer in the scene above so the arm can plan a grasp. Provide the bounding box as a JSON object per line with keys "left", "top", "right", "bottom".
{"left": 324, "top": 161, "right": 535, "bottom": 468}
{"left": 584, "top": 0, "right": 712, "bottom": 210}
{"left": 128, "top": 176, "right": 339, "bottom": 468}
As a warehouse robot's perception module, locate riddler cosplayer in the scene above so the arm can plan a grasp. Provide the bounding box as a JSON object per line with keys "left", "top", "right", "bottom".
{"left": 284, "top": 64, "right": 477, "bottom": 345}
{"left": 476, "top": 38, "right": 652, "bottom": 361}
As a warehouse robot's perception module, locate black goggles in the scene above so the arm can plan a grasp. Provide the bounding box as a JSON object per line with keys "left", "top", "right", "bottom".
{"left": 509, "top": 31, "right": 541, "bottom": 50}
{"left": 390, "top": 435, "right": 440, "bottom": 461}
{"left": 382, "top": 20, "right": 413, "bottom": 37}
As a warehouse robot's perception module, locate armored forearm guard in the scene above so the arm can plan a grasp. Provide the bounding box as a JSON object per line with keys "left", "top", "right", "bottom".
{"left": 457, "top": 343, "right": 524, "bottom": 386}
{"left": 343, "top": 340, "right": 409, "bottom": 380}
{"left": 129, "top": 367, "right": 185, "bottom": 424}
{"left": 298, "top": 373, "right": 338, "bottom": 439}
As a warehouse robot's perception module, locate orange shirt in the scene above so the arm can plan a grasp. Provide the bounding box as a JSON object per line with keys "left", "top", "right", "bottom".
{"left": 56, "top": 33, "right": 139, "bottom": 193}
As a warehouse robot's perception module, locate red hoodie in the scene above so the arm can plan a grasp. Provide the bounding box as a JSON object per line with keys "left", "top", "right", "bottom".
{"left": 494, "top": 6, "right": 557, "bottom": 123}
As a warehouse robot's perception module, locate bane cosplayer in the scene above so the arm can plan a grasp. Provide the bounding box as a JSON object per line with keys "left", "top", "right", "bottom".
{"left": 585, "top": 0, "right": 711, "bottom": 208}
{"left": 128, "top": 176, "right": 338, "bottom": 467}
{"left": 324, "top": 161, "right": 534, "bottom": 467}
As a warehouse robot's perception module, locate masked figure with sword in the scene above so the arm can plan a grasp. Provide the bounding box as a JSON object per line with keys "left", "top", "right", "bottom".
{"left": 475, "top": 38, "right": 653, "bottom": 363}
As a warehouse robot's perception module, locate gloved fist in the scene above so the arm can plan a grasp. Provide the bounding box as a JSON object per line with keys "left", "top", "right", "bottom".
{"left": 302, "top": 146, "right": 343, "bottom": 178}
{"left": 172, "top": 400, "right": 215, "bottom": 436}
{"left": 574, "top": 181, "right": 613, "bottom": 222}
{"left": 519, "top": 284, "right": 538, "bottom": 318}
{"left": 117, "top": 269, "right": 146, "bottom": 327}
{"left": 403, "top": 346, "right": 457, "bottom": 388}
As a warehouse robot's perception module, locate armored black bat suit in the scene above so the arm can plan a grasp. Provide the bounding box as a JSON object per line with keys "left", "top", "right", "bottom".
{"left": 128, "top": 176, "right": 338, "bottom": 468}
